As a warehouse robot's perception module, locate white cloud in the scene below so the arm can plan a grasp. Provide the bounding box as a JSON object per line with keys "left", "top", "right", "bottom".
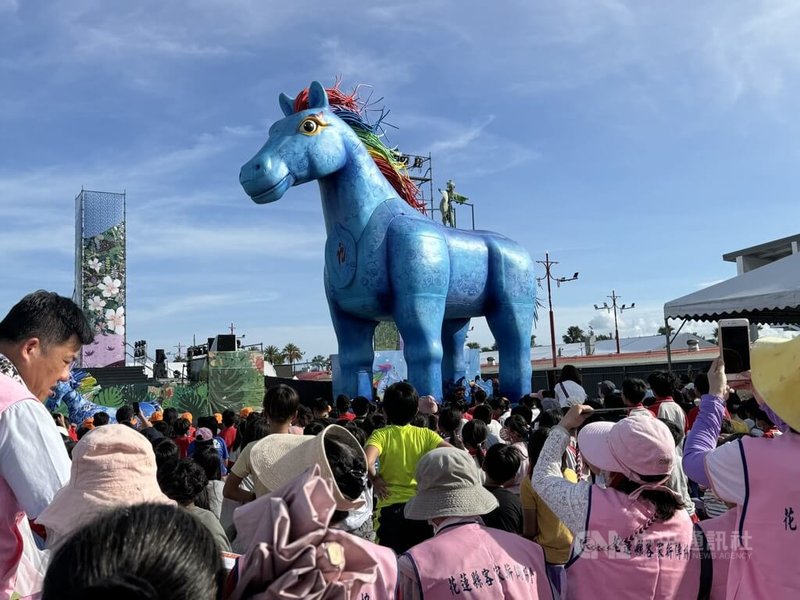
{"left": 402, "top": 114, "right": 540, "bottom": 179}
{"left": 135, "top": 292, "right": 278, "bottom": 322}
{"left": 317, "top": 38, "right": 415, "bottom": 91}
{"left": 429, "top": 116, "right": 496, "bottom": 154}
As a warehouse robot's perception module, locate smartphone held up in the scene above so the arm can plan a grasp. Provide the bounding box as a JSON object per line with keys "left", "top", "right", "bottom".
{"left": 718, "top": 318, "right": 751, "bottom": 374}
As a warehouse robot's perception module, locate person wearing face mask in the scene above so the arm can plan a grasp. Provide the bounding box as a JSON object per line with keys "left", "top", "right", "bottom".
{"left": 0, "top": 291, "right": 94, "bottom": 598}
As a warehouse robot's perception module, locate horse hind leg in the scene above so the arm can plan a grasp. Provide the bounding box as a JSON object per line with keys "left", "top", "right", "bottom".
{"left": 486, "top": 302, "right": 534, "bottom": 402}
{"left": 441, "top": 318, "right": 471, "bottom": 392}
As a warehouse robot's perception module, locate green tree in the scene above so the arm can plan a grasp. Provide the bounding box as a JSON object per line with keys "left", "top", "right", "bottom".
{"left": 481, "top": 346, "right": 493, "bottom": 352}
{"left": 310, "top": 354, "right": 327, "bottom": 370}
{"left": 530, "top": 334, "right": 537, "bottom": 347}
{"left": 264, "top": 345, "right": 285, "bottom": 365}
{"left": 708, "top": 327, "right": 719, "bottom": 344}
{"left": 282, "top": 343, "right": 303, "bottom": 369}
{"left": 658, "top": 325, "right": 675, "bottom": 337}
{"left": 562, "top": 325, "right": 586, "bottom": 344}
{"left": 374, "top": 321, "right": 401, "bottom": 351}
{"left": 595, "top": 333, "right": 614, "bottom": 341}
{"left": 466, "top": 342, "right": 481, "bottom": 349}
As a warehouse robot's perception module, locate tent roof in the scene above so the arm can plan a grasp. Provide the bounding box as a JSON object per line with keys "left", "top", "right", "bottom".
{"left": 664, "top": 252, "right": 800, "bottom": 324}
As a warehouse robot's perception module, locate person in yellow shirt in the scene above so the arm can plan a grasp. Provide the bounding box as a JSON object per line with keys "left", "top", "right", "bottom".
{"left": 365, "top": 382, "right": 450, "bottom": 553}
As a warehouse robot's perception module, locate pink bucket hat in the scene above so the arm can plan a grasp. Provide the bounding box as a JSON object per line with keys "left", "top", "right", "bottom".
{"left": 194, "top": 427, "right": 214, "bottom": 442}
{"left": 38, "top": 424, "right": 174, "bottom": 545}
{"left": 577, "top": 417, "right": 674, "bottom": 484}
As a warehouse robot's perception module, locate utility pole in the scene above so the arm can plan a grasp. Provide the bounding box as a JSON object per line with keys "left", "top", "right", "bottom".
{"left": 173, "top": 343, "right": 183, "bottom": 360}
{"left": 229, "top": 322, "right": 236, "bottom": 335}
{"left": 594, "top": 290, "right": 635, "bottom": 354}
{"left": 536, "top": 253, "right": 579, "bottom": 368}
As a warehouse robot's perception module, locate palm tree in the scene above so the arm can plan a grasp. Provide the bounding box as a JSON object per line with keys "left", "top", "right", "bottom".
{"left": 530, "top": 334, "right": 536, "bottom": 347}
{"left": 283, "top": 343, "right": 303, "bottom": 371}
{"left": 466, "top": 342, "right": 481, "bottom": 349}
{"left": 264, "top": 345, "right": 285, "bottom": 365}
{"left": 310, "top": 354, "right": 327, "bottom": 370}
{"left": 658, "top": 325, "right": 675, "bottom": 337}
{"left": 562, "top": 325, "right": 586, "bottom": 344}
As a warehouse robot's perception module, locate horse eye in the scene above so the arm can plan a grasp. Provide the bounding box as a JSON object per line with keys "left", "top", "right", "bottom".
{"left": 301, "top": 119, "right": 318, "bottom": 134}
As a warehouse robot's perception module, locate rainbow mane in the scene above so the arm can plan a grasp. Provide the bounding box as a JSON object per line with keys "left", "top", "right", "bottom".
{"left": 294, "top": 83, "right": 426, "bottom": 213}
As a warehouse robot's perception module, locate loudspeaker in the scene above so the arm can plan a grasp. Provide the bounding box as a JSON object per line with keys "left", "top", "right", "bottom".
{"left": 216, "top": 334, "right": 236, "bottom": 352}
{"left": 155, "top": 349, "right": 166, "bottom": 364}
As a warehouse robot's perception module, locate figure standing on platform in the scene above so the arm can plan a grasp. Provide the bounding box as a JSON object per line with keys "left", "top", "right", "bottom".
{"left": 439, "top": 180, "right": 469, "bottom": 228}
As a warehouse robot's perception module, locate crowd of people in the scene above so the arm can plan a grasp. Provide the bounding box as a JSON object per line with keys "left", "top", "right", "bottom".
{"left": 1, "top": 290, "right": 798, "bottom": 599}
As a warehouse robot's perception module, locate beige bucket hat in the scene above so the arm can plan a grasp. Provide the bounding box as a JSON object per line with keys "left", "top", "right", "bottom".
{"left": 404, "top": 447, "right": 498, "bottom": 521}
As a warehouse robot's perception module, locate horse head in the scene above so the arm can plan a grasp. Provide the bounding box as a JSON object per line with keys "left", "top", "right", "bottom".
{"left": 239, "top": 81, "right": 348, "bottom": 204}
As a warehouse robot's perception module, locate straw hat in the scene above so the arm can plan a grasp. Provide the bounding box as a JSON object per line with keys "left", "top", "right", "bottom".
{"left": 404, "top": 448, "right": 498, "bottom": 520}
{"left": 37, "top": 424, "right": 174, "bottom": 543}
{"left": 751, "top": 336, "right": 800, "bottom": 431}
{"left": 250, "top": 425, "right": 367, "bottom": 511}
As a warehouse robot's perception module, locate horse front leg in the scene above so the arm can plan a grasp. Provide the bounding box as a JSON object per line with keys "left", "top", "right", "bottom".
{"left": 328, "top": 303, "right": 378, "bottom": 400}
{"left": 394, "top": 296, "right": 447, "bottom": 401}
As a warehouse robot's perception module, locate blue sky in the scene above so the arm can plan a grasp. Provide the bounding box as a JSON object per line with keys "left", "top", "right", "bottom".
{"left": 1, "top": 1, "right": 799, "bottom": 361}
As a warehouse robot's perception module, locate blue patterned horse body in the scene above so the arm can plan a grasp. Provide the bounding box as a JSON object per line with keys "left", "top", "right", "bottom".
{"left": 45, "top": 371, "right": 161, "bottom": 425}
{"left": 240, "top": 82, "right": 535, "bottom": 401}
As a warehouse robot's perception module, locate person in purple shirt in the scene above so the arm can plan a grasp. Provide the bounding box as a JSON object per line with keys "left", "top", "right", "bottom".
{"left": 683, "top": 347, "right": 800, "bottom": 597}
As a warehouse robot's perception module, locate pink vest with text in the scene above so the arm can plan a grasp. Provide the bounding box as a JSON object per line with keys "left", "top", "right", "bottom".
{"left": 725, "top": 433, "right": 800, "bottom": 599}
{"left": 565, "top": 486, "right": 697, "bottom": 599}
{"left": 404, "top": 522, "right": 554, "bottom": 599}
{"left": 0, "top": 374, "right": 44, "bottom": 598}
{"left": 354, "top": 540, "right": 398, "bottom": 600}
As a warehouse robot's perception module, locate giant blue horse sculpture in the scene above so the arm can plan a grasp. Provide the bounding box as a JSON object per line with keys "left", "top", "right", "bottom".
{"left": 240, "top": 82, "right": 536, "bottom": 401}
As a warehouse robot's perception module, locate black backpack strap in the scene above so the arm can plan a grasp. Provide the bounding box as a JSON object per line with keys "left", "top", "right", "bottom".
{"left": 693, "top": 522, "right": 713, "bottom": 600}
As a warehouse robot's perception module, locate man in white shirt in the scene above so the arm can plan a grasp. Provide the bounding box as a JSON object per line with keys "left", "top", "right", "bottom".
{"left": 0, "top": 291, "right": 93, "bottom": 597}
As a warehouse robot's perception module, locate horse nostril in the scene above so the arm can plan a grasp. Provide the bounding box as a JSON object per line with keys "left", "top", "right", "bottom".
{"left": 254, "top": 164, "right": 261, "bottom": 171}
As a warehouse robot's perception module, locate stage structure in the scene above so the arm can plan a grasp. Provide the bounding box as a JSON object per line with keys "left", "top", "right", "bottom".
{"left": 240, "top": 82, "right": 536, "bottom": 401}
{"left": 74, "top": 189, "right": 127, "bottom": 368}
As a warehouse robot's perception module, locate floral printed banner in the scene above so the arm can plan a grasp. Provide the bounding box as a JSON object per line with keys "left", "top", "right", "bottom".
{"left": 207, "top": 351, "right": 265, "bottom": 410}
{"left": 77, "top": 191, "right": 126, "bottom": 368}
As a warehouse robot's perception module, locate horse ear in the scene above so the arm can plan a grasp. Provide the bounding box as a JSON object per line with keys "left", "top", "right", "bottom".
{"left": 307, "top": 81, "right": 329, "bottom": 109}
{"left": 279, "top": 93, "right": 295, "bottom": 117}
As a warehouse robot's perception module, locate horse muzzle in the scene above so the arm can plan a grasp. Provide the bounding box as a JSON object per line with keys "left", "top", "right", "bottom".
{"left": 239, "top": 157, "right": 294, "bottom": 204}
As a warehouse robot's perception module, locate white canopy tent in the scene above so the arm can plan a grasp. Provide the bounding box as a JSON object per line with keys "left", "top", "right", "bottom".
{"left": 662, "top": 252, "right": 800, "bottom": 369}
{"left": 664, "top": 252, "right": 800, "bottom": 325}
